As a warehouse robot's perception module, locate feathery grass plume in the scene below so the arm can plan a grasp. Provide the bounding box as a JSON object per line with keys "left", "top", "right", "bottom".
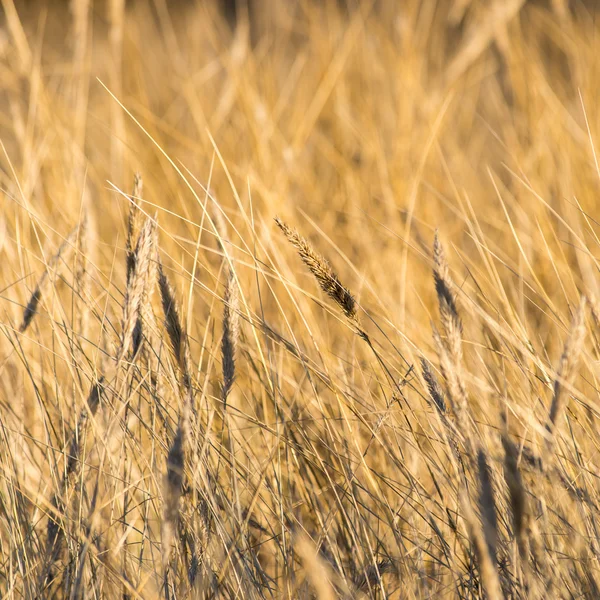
{"left": 433, "top": 230, "right": 463, "bottom": 364}
{"left": 43, "top": 377, "right": 104, "bottom": 588}
{"left": 157, "top": 260, "right": 192, "bottom": 390}
{"left": 545, "top": 296, "right": 587, "bottom": 454}
{"left": 118, "top": 215, "right": 157, "bottom": 363}
{"left": 221, "top": 270, "right": 239, "bottom": 409}
{"left": 126, "top": 172, "right": 143, "bottom": 284}
{"left": 274, "top": 216, "right": 360, "bottom": 325}
{"left": 461, "top": 493, "right": 503, "bottom": 600}
{"left": 420, "top": 357, "right": 446, "bottom": 414}
{"left": 477, "top": 449, "right": 499, "bottom": 565}
{"left": 20, "top": 224, "right": 80, "bottom": 333}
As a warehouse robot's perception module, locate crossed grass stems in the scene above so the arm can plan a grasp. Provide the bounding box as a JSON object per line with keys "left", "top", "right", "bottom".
{"left": 17, "top": 173, "right": 593, "bottom": 598}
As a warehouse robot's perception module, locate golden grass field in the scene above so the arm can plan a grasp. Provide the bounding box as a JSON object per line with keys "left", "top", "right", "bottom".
{"left": 2, "top": 0, "right": 600, "bottom": 597}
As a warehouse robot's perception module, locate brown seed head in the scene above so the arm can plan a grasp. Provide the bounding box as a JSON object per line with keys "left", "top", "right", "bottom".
{"left": 420, "top": 358, "right": 447, "bottom": 415}
{"left": 20, "top": 224, "right": 80, "bottom": 333}
{"left": 158, "top": 261, "right": 192, "bottom": 390}
{"left": 433, "top": 231, "right": 463, "bottom": 365}
{"left": 221, "top": 270, "right": 240, "bottom": 408}
{"left": 274, "top": 216, "right": 358, "bottom": 322}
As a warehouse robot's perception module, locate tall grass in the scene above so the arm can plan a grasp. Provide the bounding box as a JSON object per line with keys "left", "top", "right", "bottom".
{"left": 2, "top": 0, "right": 600, "bottom": 597}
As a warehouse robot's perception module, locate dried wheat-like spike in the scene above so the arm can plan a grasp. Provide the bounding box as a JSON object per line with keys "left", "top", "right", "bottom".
{"left": 421, "top": 353, "right": 467, "bottom": 468}
{"left": 126, "top": 172, "right": 143, "bottom": 284}
{"left": 118, "top": 216, "right": 157, "bottom": 363}
{"left": 432, "top": 326, "right": 470, "bottom": 438}
{"left": 122, "top": 173, "right": 157, "bottom": 359}
{"left": 157, "top": 261, "right": 192, "bottom": 390}
{"left": 20, "top": 288, "right": 42, "bottom": 334}
{"left": 501, "top": 431, "right": 529, "bottom": 561}
{"left": 162, "top": 394, "right": 192, "bottom": 568}
{"left": 430, "top": 232, "right": 473, "bottom": 455}
{"left": 43, "top": 376, "right": 104, "bottom": 588}
{"left": 20, "top": 224, "right": 79, "bottom": 333}
{"left": 157, "top": 259, "right": 197, "bottom": 571}
{"left": 221, "top": 270, "right": 239, "bottom": 409}
{"left": 67, "top": 377, "right": 104, "bottom": 474}
{"left": 184, "top": 487, "right": 211, "bottom": 588}
{"left": 461, "top": 493, "right": 503, "bottom": 600}
{"left": 274, "top": 216, "right": 359, "bottom": 323}
{"left": 420, "top": 358, "right": 447, "bottom": 415}
{"left": 477, "top": 449, "right": 498, "bottom": 565}
{"left": 545, "top": 297, "right": 587, "bottom": 453}
{"left": 132, "top": 242, "right": 158, "bottom": 359}
{"left": 433, "top": 230, "right": 463, "bottom": 364}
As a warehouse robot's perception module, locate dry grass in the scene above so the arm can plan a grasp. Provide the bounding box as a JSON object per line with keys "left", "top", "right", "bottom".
{"left": 2, "top": 0, "right": 600, "bottom": 597}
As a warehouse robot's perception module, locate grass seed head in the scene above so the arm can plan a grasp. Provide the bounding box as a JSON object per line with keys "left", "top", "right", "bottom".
{"left": 158, "top": 260, "right": 192, "bottom": 391}
{"left": 433, "top": 230, "right": 463, "bottom": 364}
{"left": 546, "top": 296, "right": 587, "bottom": 452}
{"left": 20, "top": 224, "right": 80, "bottom": 333}
{"left": 274, "top": 216, "right": 359, "bottom": 323}
{"left": 118, "top": 215, "right": 157, "bottom": 363}
{"left": 221, "top": 270, "right": 240, "bottom": 408}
